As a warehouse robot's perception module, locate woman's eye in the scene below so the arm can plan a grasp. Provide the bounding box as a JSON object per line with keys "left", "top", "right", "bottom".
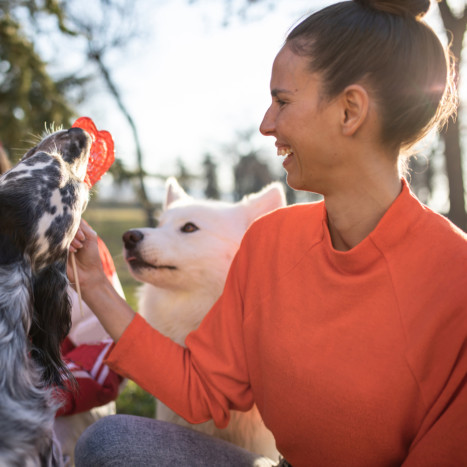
{"left": 180, "top": 222, "right": 199, "bottom": 233}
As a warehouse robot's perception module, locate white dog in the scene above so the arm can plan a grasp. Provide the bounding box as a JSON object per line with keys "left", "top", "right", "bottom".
{"left": 123, "top": 177, "right": 286, "bottom": 460}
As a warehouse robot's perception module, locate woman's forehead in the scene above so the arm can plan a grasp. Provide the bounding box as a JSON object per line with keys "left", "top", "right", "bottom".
{"left": 270, "top": 46, "right": 319, "bottom": 93}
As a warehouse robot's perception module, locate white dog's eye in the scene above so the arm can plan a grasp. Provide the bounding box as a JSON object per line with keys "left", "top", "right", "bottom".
{"left": 180, "top": 222, "right": 199, "bottom": 233}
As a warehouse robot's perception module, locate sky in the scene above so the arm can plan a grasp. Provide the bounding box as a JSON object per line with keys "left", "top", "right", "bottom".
{"left": 42, "top": 0, "right": 456, "bottom": 202}
{"left": 76, "top": 0, "right": 330, "bottom": 188}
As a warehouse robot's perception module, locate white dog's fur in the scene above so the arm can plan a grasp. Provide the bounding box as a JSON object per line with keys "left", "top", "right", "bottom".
{"left": 123, "top": 178, "right": 286, "bottom": 460}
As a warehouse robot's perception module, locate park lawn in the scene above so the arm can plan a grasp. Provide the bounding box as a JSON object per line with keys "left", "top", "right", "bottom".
{"left": 83, "top": 203, "right": 156, "bottom": 418}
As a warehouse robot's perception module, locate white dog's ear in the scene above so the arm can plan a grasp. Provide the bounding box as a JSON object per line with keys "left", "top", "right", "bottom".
{"left": 164, "top": 177, "right": 191, "bottom": 209}
{"left": 241, "top": 182, "right": 286, "bottom": 226}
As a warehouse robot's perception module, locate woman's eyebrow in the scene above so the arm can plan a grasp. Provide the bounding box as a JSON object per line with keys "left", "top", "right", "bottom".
{"left": 271, "top": 88, "right": 294, "bottom": 97}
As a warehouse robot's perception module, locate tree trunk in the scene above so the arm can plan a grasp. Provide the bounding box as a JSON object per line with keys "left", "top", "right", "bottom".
{"left": 90, "top": 50, "right": 157, "bottom": 227}
{"left": 443, "top": 113, "right": 466, "bottom": 229}
{"left": 438, "top": 1, "right": 467, "bottom": 231}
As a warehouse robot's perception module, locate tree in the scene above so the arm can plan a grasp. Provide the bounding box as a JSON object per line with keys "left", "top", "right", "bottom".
{"left": 437, "top": 1, "right": 467, "bottom": 230}
{"left": 234, "top": 153, "right": 273, "bottom": 200}
{"left": 0, "top": 2, "right": 80, "bottom": 160}
{"left": 0, "top": 0, "right": 158, "bottom": 225}
{"left": 63, "top": 0, "right": 157, "bottom": 226}
{"left": 203, "top": 154, "right": 220, "bottom": 199}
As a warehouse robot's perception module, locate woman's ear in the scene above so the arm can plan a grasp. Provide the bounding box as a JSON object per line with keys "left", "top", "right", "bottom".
{"left": 340, "top": 84, "right": 369, "bottom": 137}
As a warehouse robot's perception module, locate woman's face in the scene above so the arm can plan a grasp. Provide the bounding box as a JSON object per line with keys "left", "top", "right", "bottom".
{"left": 260, "top": 45, "right": 343, "bottom": 194}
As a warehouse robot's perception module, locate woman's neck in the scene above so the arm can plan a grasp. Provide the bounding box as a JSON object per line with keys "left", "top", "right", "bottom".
{"left": 325, "top": 172, "right": 402, "bottom": 252}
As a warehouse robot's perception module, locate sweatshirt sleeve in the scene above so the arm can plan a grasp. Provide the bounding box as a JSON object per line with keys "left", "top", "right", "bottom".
{"left": 401, "top": 367, "right": 467, "bottom": 466}
{"left": 105, "top": 250, "right": 253, "bottom": 429}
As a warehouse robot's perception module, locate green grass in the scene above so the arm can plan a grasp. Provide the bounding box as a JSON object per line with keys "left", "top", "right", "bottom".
{"left": 115, "top": 380, "right": 156, "bottom": 418}
{"left": 83, "top": 203, "right": 156, "bottom": 418}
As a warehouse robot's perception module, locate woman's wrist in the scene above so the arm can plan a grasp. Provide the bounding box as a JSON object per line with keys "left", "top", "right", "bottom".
{"left": 81, "top": 278, "right": 135, "bottom": 342}
{"left": 80, "top": 271, "right": 112, "bottom": 303}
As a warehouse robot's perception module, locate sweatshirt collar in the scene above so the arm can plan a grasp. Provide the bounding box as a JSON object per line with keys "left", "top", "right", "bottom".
{"left": 320, "top": 179, "right": 423, "bottom": 273}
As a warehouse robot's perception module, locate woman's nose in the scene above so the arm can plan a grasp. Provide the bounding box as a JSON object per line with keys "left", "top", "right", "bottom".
{"left": 259, "top": 105, "right": 275, "bottom": 136}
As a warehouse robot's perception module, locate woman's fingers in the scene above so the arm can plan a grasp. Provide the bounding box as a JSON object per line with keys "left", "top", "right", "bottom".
{"left": 80, "top": 218, "right": 97, "bottom": 236}
{"left": 69, "top": 219, "right": 97, "bottom": 253}
{"left": 67, "top": 221, "right": 104, "bottom": 292}
{"left": 70, "top": 236, "right": 83, "bottom": 253}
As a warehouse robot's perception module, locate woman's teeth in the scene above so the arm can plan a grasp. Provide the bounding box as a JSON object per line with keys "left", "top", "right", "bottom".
{"left": 277, "top": 147, "right": 292, "bottom": 157}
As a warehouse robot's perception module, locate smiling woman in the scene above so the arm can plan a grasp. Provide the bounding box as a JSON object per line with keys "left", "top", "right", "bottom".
{"left": 70, "top": 1, "right": 466, "bottom": 466}
{"left": 260, "top": 54, "right": 346, "bottom": 194}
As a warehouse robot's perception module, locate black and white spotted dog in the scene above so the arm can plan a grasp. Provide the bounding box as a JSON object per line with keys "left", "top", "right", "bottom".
{"left": 0, "top": 127, "right": 91, "bottom": 466}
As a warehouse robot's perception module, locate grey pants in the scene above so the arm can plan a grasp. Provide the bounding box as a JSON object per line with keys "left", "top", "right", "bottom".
{"left": 74, "top": 414, "right": 276, "bottom": 466}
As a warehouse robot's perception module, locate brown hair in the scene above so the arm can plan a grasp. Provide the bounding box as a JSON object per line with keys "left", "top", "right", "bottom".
{"left": 286, "top": 0, "right": 456, "bottom": 151}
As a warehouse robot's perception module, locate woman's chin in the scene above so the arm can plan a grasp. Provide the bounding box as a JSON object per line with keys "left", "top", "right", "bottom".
{"left": 285, "top": 174, "right": 301, "bottom": 191}
{"left": 285, "top": 173, "right": 317, "bottom": 194}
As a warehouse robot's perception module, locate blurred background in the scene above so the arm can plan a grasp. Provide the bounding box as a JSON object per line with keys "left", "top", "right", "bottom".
{"left": 1, "top": 0, "right": 466, "bottom": 415}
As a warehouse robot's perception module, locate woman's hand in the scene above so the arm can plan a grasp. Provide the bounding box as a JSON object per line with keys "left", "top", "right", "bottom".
{"left": 67, "top": 218, "right": 135, "bottom": 342}
{"left": 69, "top": 225, "right": 86, "bottom": 253}
{"left": 68, "top": 219, "right": 107, "bottom": 295}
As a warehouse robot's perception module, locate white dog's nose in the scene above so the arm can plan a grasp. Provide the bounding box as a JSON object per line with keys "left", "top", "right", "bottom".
{"left": 123, "top": 229, "right": 144, "bottom": 249}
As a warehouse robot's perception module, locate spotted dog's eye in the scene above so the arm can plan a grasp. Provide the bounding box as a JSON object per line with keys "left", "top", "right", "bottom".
{"left": 180, "top": 222, "right": 199, "bottom": 233}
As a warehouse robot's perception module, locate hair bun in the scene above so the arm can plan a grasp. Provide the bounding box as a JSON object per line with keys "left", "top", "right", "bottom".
{"left": 354, "top": 0, "right": 431, "bottom": 19}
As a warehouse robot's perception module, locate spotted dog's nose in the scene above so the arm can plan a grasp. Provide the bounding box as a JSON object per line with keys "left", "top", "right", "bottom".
{"left": 67, "top": 127, "right": 86, "bottom": 137}
{"left": 122, "top": 229, "right": 144, "bottom": 250}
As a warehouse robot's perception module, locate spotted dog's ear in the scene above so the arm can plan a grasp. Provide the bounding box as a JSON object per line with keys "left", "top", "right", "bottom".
{"left": 0, "top": 233, "right": 21, "bottom": 266}
{"left": 0, "top": 202, "right": 21, "bottom": 265}
{"left": 30, "top": 260, "right": 73, "bottom": 386}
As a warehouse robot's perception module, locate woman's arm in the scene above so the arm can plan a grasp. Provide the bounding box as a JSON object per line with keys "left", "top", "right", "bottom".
{"left": 68, "top": 219, "right": 253, "bottom": 428}
{"left": 67, "top": 219, "right": 135, "bottom": 342}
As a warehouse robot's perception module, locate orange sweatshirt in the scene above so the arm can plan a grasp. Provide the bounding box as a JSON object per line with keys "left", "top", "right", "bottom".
{"left": 107, "top": 181, "right": 467, "bottom": 466}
